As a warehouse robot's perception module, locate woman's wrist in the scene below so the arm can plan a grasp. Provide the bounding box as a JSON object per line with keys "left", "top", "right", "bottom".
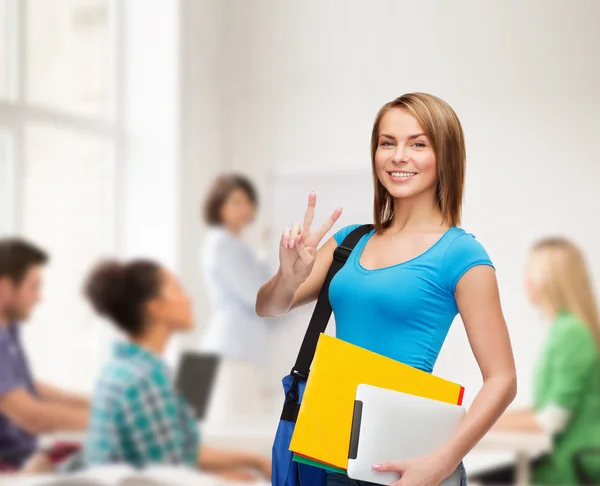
{"left": 276, "top": 266, "right": 303, "bottom": 293}
{"left": 240, "top": 451, "right": 266, "bottom": 470}
{"left": 433, "top": 446, "right": 463, "bottom": 478}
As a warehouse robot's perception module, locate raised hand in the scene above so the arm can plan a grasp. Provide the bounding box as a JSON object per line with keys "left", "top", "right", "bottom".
{"left": 279, "top": 192, "right": 342, "bottom": 288}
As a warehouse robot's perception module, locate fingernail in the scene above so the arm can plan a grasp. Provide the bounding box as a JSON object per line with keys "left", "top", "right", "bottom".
{"left": 373, "top": 465, "right": 382, "bottom": 470}
{"left": 298, "top": 234, "right": 303, "bottom": 244}
{"left": 290, "top": 239, "right": 295, "bottom": 248}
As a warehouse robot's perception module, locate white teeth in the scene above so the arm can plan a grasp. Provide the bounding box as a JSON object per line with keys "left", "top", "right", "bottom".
{"left": 390, "top": 172, "right": 416, "bottom": 178}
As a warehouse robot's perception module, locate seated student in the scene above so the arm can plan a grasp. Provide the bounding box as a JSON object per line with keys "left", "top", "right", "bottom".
{"left": 83, "top": 259, "right": 271, "bottom": 481}
{"left": 0, "top": 238, "right": 89, "bottom": 472}
{"left": 474, "top": 237, "right": 600, "bottom": 485}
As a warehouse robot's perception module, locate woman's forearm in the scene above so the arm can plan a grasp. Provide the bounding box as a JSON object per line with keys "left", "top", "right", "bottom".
{"left": 436, "top": 374, "right": 517, "bottom": 474}
{"left": 255, "top": 268, "right": 299, "bottom": 317}
{"left": 494, "top": 409, "right": 542, "bottom": 432}
{"left": 198, "top": 445, "right": 261, "bottom": 471}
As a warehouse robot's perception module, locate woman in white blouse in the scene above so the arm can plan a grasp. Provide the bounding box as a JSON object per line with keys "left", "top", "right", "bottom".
{"left": 200, "top": 174, "right": 272, "bottom": 423}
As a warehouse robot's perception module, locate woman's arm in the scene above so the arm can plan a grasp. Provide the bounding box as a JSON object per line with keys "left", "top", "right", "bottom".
{"left": 375, "top": 265, "right": 517, "bottom": 485}
{"left": 436, "top": 265, "right": 517, "bottom": 466}
{"left": 494, "top": 317, "right": 596, "bottom": 437}
{"left": 198, "top": 445, "right": 271, "bottom": 479}
{"left": 255, "top": 237, "right": 337, "bottom": 317}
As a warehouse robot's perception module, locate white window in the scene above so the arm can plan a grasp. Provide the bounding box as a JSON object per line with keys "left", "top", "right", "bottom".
{"left": 0, "top": 130, "right": 13, "bottom": 235}
{"left": 0, "top": 0, "right": 121, "bottom": 392}
{"left": 0, "top": 0, "right": 7, "bottom": 99}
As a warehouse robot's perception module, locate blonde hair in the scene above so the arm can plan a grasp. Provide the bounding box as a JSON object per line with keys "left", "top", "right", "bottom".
{"left": 529, "top": 237, "right": 600, "bottom": 346}
{"left": 370, "top": 93, "right": 466, "bottom": 232}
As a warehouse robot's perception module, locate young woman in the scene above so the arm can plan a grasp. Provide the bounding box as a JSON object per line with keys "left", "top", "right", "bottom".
{"left": 256, "top": 93, "right": 517, "bottom": 486}
{"left": 201, "top": 174, "right": 273, "bottom": 422}
{"left": 83, "top": 259, "right": 270, "bottom": 481}
{"left": 482, "top": 237, "right": 600, "bottom": 485}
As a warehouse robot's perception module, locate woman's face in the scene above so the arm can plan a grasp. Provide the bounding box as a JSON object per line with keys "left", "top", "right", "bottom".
{"left": 374, "top": 108, "right": 438, "bottom": 202}
{"left": 220, "top": 188, "right": 256, "bottom": 233}
{"left": 148, "top": 269, "right": 194, "bottom": 332}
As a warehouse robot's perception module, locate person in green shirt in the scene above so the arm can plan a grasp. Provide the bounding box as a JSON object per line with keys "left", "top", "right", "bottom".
{"left": 474, "top": 237, "right": 600, "bottom": 485}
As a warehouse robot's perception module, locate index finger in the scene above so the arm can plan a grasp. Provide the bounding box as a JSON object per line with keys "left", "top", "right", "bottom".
{"left": 312, "top": 207, "right": 343, "bottom": 243}
{"left": 302, "top": 192, "right": 317, "bottom": 234}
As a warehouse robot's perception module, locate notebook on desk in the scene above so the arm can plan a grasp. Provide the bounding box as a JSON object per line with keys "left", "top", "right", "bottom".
{"left": 347, "top": 384, "right": 466, "bottom": 486}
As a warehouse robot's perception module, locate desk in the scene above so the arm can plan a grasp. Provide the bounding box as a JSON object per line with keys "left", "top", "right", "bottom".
{"left": 41, "top": 428, "right": 551, "bottom": 485}
{"left": 39, "top": 417, "right": 278, "bottom": 454}
{"left": 202, "top": 417, "right": 276, "bottom": 453}
{"left": 39, "top": 432, "right": 84, "bottom": 449}
{"left": 466, "top": 432, "right": 551, "bottom": 485}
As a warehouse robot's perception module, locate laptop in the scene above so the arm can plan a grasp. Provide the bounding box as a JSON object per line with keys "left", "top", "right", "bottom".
{"left": 347, "top": 384, "right": 466, "bottom": 486}
{"left": 174, "top": 352, "right": 220, "bottom": 421}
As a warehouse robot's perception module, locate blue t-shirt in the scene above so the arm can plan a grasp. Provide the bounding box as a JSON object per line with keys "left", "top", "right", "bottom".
{"left": 330, "top": 225, "right": 493, "bottom": 373}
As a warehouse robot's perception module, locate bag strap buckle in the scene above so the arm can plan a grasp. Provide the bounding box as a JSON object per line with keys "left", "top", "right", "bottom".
{"left": 333, "top": 244, "right": 352, "bottom": 263}
{"left": 291, "top": 368, "right": 309, "bottom": 380}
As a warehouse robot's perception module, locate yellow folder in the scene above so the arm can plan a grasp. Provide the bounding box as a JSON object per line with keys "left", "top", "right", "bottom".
{"left": 289, "top": 333, "right": 464, "bottom": 470}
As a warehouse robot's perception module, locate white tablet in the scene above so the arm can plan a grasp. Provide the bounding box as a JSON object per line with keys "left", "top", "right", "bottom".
{"left": 347, "top": 384, "right": 466, "bottom": 486}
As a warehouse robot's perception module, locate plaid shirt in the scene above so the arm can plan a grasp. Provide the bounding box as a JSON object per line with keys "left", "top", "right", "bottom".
{"left": 84, "top": 342, "right": 199, "bottom": 468}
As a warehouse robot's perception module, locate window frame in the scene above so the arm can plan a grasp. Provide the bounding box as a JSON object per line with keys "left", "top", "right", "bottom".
{"left": 0, "top": 0, "right": 123, "bottom": 248}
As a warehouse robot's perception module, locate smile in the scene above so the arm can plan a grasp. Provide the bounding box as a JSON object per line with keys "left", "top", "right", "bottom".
{"left": 389, "top": 171, "right": 417, "bottom": 179}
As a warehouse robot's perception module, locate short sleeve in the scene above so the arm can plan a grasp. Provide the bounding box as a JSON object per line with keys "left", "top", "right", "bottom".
{"left": 0, "top": 334, "right": 25, "bottom": 398}
{"left": 546, "top": 321, "right": 598, "bottom": 411}
{"left": 443, "top": 233, "right": 494, "bottom": 293}
{"left": 333, "top": 224, "right": 363, "bottom": 245}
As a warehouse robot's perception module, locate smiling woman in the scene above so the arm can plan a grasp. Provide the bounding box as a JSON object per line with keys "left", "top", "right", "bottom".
{"left": 257, "top": 93, "right": 516, "bottom": 486}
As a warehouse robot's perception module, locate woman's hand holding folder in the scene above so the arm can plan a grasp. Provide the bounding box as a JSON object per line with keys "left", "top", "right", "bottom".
{"left": 373, "top": 452, "right": 455, "bottom": 486}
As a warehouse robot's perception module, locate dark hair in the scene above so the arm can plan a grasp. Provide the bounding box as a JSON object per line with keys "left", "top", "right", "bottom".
{"left": 203, "top": 174, "right": 258, "bottom": 225}
{"left": 84, "top": 259, "right": 162, "bottom": 337}
{"left": 0, "top": 238, "right": 49, "bottom": 284}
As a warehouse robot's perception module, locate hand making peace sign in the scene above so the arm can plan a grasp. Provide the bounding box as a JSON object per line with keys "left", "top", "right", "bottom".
{"left": 279, "top": 192, "right": 343, "bottom": 287}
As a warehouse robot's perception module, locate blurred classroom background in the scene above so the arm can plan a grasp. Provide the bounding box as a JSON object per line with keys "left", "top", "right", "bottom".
{"left": 0, "top": 0, "right": 599, "bottom": 484}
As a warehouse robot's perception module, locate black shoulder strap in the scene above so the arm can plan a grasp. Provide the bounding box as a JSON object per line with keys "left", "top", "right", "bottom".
{"left": 291, "top": 224, "right": 374, "bottom": 379}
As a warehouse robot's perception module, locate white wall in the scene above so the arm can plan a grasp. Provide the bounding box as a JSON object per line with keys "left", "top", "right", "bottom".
{"left": 177, "top": 0, "right": 600, "bottom": 407}
{"left": 121, "top": 0, "right": 180, "bottom": 270}
{"left": 170, "top": 0, "right": 226, "bottom": 361}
